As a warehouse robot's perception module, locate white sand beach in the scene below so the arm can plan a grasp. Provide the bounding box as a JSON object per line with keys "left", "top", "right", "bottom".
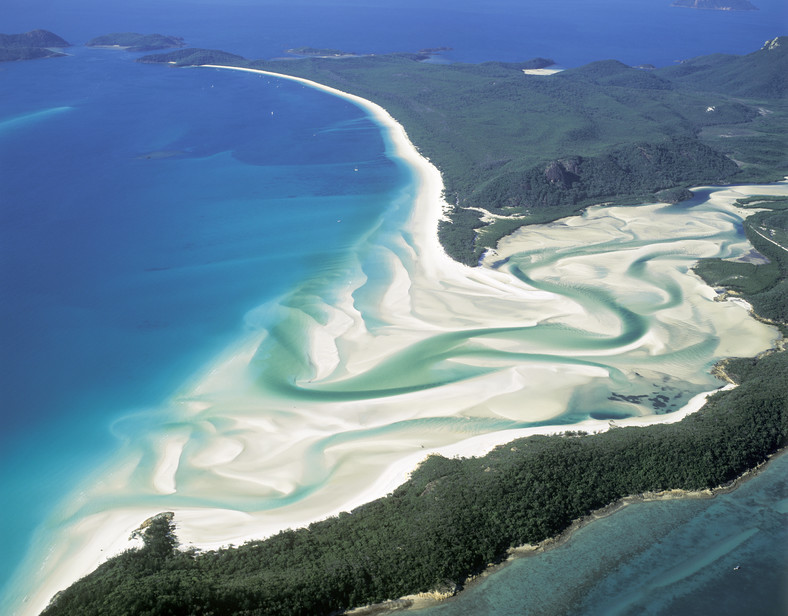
{"left": 522, "top": 68, "right": 564, "bottom": 75}
{"left": 15, "top": 68, "right": 785, "bottom": 616}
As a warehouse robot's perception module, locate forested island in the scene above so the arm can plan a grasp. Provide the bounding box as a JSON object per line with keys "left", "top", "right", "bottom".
{"left": 0, "top": 30, "right": 69, "bottom": 62}
{"left": 284, "top": 46, "right": 461, "bottom": 61}
{"left": 86, "top": 33, "right": 185, "bottom": 52}
{"left": 671, "top": 0, "right": 758, "bottom": 10}
{"left": 285, "top": 47, "right": 358, "bottom": 57}
{"left": 40, "top": 38, "right": 787, "bottom": 616}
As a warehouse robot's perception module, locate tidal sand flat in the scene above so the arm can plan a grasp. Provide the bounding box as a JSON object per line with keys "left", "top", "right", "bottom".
{"left": 16, "top": 68, "right": 783, "bottom": 616}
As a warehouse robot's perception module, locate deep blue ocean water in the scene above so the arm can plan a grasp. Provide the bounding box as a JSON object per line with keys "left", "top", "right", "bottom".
{"left": 2, "top": 0, "right": 786, "bottom": 613}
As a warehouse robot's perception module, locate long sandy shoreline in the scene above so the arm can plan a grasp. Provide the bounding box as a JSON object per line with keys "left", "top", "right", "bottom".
{"left": 16, "top": 67, "right": 783, "bottom": 616}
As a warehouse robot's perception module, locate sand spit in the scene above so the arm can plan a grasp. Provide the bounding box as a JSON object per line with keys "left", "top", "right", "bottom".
{"left": 522, "top": 68, "right": 564, "bottom": 75}
{"left": 14, "top": 67, "right": 785, "bottom": 616}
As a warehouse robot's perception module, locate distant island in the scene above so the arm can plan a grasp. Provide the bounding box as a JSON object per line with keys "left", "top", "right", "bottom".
{"left": 285, "top": 46, "right": 358, "bottom": 58}
{"left": 671, "top": 0, "right": 758, "bottom": 10}
{"left": 0, "top": 29, "right": 69, "bottom": 62}
{"left": 86, "top": 33, "right": 185, "bottom": 52}
{"left": 137, "top": 47, "right": 248, "bottom": 67}
{"left": 285, "top": 46, "right": 457, "bottom": 61}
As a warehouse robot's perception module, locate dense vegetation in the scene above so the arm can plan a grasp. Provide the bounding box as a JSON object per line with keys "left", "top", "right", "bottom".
{"left": 0, "top": 29, "right": 69, "bottom": 62}
{"left": 42, "top": 350, "right": 787, "bottom": 616}
{"left": 139, "top": 38, "right": 787, "bottom": 264}
{"left": 40, "top": 40, "right": 788, "bottom": 616}
{"left": 138, "top": 48, "right": 248, "bottom": 67}
{"left": 86, "top": 33, "right": 185, "bottom": 52}
{"left": 694, "top": 196, "right": 788, "bottom": 328}
{"left": 657, "top": 37, "right": 786, "bottom": 100}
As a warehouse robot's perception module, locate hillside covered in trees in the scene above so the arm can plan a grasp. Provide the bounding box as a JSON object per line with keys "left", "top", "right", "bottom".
{"left": 0, "top": 30, "right": 69, "bottom": 62}
{"left": 140, "top": 37, "right": 787, "bottom": 264}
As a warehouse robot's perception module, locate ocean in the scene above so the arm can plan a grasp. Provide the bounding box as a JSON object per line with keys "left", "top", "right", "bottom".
{"left": 0, "top": 33, "right": 403, "bottom": 611}
{"left": 1, "top": 0, "right": 786, "bottom": 613}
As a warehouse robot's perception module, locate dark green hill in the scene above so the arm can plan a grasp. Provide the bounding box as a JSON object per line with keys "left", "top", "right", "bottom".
{"left": 137, "top": 47, "right": 248, "bottom": 67}
{"left": 0, "top": 29, "right": 69, "bottom": 48}
{"left": 0, "top": 29, "right": 69, "bottom": 62}
{"left": 657, "top": 36, "right": 787, "bottom": 99}
{"left": 86, "top": 32, "right": 185, "bottom": 52}
{"left": 558, "top": 59, "right": 673, "bottom": 90}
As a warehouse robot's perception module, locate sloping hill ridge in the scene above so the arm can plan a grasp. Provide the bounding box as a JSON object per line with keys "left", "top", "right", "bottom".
{"left": 0, "top": 29, "right": 69, "bottom": 48}
{"left": 0, "top": 29, "right": 69, "bottom": 62}
{"left": 657, "top": 36, "right": 787, "bottom": 99}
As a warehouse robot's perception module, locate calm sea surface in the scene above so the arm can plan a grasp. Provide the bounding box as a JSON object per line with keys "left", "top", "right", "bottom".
{"left": 1, "top": 0, "right": 786, "bottom": 612}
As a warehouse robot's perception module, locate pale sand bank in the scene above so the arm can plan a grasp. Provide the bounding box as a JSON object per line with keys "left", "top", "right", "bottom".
{"left": 14, "top": 67, "right": 785, "bottom": 616}
{"left": 522, "top": 68, "right": 564, "bottom": 75}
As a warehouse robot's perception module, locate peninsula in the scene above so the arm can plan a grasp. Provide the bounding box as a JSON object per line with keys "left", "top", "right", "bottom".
{"left": 86, "top": 32, "right": 185, "bottom": 52}
{"left": 0, "top": 30, "right": 69, "bottom": 62}
{"left": 39, "top": 38, "right": 787, "bottom": 616}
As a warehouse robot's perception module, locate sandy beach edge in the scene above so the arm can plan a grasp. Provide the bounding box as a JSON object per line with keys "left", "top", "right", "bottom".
{"left": 17, "top": 66, "right": 781, "bottom": 616}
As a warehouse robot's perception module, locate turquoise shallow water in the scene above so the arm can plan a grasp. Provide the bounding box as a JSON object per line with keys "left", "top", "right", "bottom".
{"left": 414, "top": 453, "right": 788, "bottom": 616}
{"left": 2, "top": 1, "right": 787, "bottom": 614}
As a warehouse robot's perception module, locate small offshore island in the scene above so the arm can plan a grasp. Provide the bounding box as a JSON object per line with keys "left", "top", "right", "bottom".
{"left": 86, "top": 32, "right": 185, "bottom": 52}
{"left": 671, "top": 0, "right": 759, "bottom": 10}
{"left": 0, "top": 30, "right": 69, "bottom": 62}
{"left": 285, "top": 45, "right": 460, "bottom": 62}
{"left": 285, "top": 46, "right": 359, "bottom": 58}
{"left": 37, "top": 35, "right": 788, "bottom": 616}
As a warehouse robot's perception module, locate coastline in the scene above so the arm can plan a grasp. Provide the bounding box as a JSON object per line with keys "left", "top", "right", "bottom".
{"left": 197, "top": 64, "right": 459, "bottom": 276}
{"left": 19, "top": 69, "right": 784, "bottom": 616}
{"left": 348, "top": 446, "right": 788, "bottom": 615}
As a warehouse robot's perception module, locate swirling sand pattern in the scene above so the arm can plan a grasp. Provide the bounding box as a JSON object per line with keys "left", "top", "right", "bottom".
{"left": 17, "top": 67, "right": 784, "bottom": 616}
